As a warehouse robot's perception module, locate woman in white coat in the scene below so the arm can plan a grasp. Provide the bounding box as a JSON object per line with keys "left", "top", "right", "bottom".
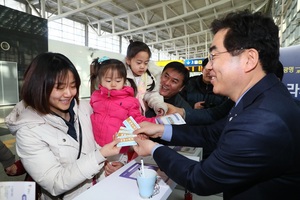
{"left": 5, "top": 52, "right": 121, "bottom": 200}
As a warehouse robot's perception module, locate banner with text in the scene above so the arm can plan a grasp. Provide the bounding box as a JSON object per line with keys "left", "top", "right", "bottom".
{"left": 280, "top": 45, "right": 300, "bottom": 101}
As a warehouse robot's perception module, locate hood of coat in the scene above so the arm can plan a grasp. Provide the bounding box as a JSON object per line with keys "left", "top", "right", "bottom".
{"left": 5, "top": 100, "right": 74, "bottom": 136}
{"left": 97, "top": 85, "right": 134, "bottom": 99}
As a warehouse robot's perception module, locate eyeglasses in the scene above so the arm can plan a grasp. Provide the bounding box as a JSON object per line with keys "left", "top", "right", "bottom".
{"left": 208, "top": 48, "right": 246, "bottom": 62}
{"left": 208, "top": 51, "right": 229, "bottom": 62}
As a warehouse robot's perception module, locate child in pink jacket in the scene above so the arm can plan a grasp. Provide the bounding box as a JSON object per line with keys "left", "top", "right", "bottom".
{"left": 90, "top": 57, "right": 156, "bottom": 174}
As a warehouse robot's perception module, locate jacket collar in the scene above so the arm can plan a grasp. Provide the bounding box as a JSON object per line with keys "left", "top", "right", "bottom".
{"left": 126, "top": 65, "right": 135, "bottom": 80}
{"left": 233, "top": 73, "right": 279, "bottom": 116}
{"left": 98, "top": 85, "right": 134, "bottom": 97}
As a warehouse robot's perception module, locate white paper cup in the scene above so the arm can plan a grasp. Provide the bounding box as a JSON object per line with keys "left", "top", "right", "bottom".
{"left": 136, "top": 169, "right": 157, "bottom": 198}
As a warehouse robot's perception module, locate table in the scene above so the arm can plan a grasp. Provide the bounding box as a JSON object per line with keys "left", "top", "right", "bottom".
{"left": 74, "top": 147, "right": 202, "bottom": 200}
{"left": 73, "top": 156, "right": 176, "bottom": 200}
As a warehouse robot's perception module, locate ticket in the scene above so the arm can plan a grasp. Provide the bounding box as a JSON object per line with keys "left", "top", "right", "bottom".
{"left": 116, "top": 117, "right": 140, "bottom": 147}
{"left": 117, "top": 137, "right": 137, "bottom": 147}
{"left": 123, "top": 116, "right": 140, "bottom": 131}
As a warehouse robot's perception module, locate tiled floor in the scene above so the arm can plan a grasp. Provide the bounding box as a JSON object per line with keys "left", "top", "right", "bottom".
{"left": 0, "top": 106, "right": 222, "bottom": 200}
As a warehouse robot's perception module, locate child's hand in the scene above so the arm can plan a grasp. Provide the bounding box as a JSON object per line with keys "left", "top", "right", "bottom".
{"left": 104, "top": 161, "right": 124, "bottom": 176}
{"left": 156, "top": 108, "right": 165, "bottom": 116}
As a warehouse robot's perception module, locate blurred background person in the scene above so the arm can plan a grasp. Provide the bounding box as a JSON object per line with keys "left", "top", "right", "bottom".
{"left": 181, "top": 58, "right": 228, "bottom": 109}
{"left": 0, "top": 140, "right": 25, "bottom": 176}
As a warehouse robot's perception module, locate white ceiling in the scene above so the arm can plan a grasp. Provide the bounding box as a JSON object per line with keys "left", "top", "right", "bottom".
{"left": 23, "top": 0, "right": 273, "bottom": 59}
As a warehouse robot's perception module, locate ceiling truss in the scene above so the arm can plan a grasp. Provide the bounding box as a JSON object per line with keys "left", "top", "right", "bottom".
{"left": 20, "top": 0, "right": 272, "bottom": 59}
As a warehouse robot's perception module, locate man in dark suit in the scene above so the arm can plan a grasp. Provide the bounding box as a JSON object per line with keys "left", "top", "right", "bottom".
{"left": 133, "top": 10, "right": 300, "bottom": 200}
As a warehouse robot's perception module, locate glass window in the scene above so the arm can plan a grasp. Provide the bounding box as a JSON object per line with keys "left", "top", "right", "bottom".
{"left": 0, "top": 0, "right": 25, "bottom": 12}
{"left": 121, "top": 39, "right": 130, "bottom": 56}
{"left": 47, "top": 16, "right": 85, "bottom": 46}
{"left": 87, "top": 26, "right": 121, "bottom": 53}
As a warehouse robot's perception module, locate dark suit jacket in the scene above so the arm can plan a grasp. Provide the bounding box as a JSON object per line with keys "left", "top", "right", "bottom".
{"left": 153, "top": 74, "right": 300, "bottom": 200}
{"left": 185, "top": 98, "right": 234, "bottom": 125}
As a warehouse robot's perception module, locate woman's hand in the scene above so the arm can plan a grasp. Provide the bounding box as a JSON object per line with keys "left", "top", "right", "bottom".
{"left": 99, "top": 136, "right": 121, "bottom": 157}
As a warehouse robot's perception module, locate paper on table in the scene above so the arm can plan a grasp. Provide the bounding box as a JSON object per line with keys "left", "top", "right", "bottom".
{"left": 0, "top": 181, "right": 36, "bottom": 200}
{"left": 155, "top": 113, "right": 186, "bottom": 125}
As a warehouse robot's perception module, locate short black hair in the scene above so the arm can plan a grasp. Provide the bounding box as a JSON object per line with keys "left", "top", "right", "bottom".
{"left": 211, "top": 10, "right": 279, "bottom": 74}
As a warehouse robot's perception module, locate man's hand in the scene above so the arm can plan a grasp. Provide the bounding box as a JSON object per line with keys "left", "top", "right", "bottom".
{"left": 194, "top": 101, "right": 206, "bottom": 109}
{"left": 133, "top": 136, "right": 157, "bottom": 156}
{"left": 166, "top": 103, "right": 184, "bottom": 117}
{"left": 133, "top": 121, "right": 164, "bottom": 138}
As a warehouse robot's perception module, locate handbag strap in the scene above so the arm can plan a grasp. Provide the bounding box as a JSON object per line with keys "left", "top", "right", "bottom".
{"left": 77, "top": 119, "right": 82, "bottom": 159}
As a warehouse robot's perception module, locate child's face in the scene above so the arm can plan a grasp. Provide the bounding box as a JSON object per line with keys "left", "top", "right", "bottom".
{"left": 126, "top": 51, "right": 150, "bottom": 76}
{"left": 100, "top": 69, "right": 125, "bottom": 90}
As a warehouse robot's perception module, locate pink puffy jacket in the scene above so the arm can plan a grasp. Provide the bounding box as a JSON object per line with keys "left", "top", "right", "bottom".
{"left": 90, "top": 85, "right": 156, "bottom": 147}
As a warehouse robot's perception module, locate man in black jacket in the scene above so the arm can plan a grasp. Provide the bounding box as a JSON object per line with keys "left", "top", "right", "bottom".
{"left": 150, "top": 60, "right": 234, "bottom": 125}
{"left": 181, "top": 58, "right": 228, "bottom": 109}
{"left": 146, "top": 61, "right": 192, "bottom": 117}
